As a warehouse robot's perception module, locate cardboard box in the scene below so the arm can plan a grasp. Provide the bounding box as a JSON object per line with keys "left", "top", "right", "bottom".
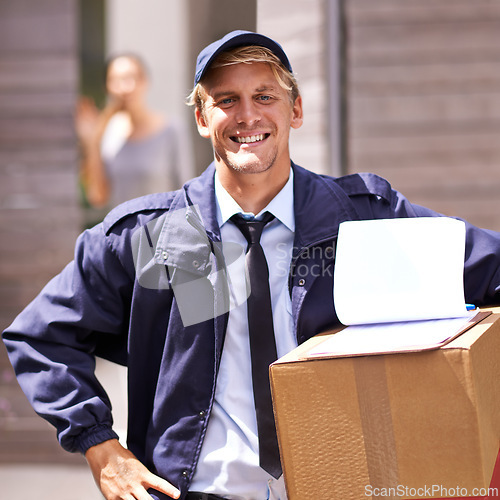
{"left": 270, "top": 308, "right": 500, "bottom": 499}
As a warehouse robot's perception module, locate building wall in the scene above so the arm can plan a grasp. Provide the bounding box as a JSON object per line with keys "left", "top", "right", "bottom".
{"left": 106, "top": 0, "right": 191, "bottom": 122}
{"left": 0, "top": 0, "right": 83, "bottom": 463}
{"left": 345, "top": 0, "right": 500, "bottom": 231}
{"left": 259, "top": 0, "right": 500, "bottom": 232}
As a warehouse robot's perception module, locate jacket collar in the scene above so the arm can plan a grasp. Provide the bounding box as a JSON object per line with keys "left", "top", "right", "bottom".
{"left": 154, "top": 163, "right": 219, "bottom": 273}
{"left": 156, "top": 161, "right": 361, "bottom": 268}
{"left": 292, "top": 162, "right": 360, "bottom": 255}
{"left": 182, "top": 163, "right": 221, "bottom": 241}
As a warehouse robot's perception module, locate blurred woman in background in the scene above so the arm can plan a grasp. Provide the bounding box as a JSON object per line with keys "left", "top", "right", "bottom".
{"left": 75, "top": 53, "right": 193, "bottom": 211}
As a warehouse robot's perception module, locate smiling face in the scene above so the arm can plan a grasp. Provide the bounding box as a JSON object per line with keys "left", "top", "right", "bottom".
{"left": 195, "top": 61, "right": 303, "bottom": 183}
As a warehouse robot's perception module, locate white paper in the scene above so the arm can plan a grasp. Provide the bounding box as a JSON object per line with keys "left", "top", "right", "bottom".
{"left": 307, "top": 312, "right": 477, "bottom": 358}
{"left": 333, "top": 217, "right": 468, "bottom": 325}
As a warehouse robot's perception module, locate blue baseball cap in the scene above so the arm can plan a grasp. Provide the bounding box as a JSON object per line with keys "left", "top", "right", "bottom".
{"left": 194, "top": 30, "right": 293, "bottom": 86}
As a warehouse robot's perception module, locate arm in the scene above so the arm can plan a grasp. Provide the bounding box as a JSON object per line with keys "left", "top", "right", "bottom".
{"left": 3, "top": 217, "right": 183, "bottom": 498}
{"left": 339, "top": 173, "right": 500, "bottom": 305}
{"left": 86, "top": 439, "right": 180, "bottom": 500}
{"left": 2, "top": 223, "right": 132, "bottom": 453}
{"left": 75, "top": 96, "right": 121, "bottom": 207}
{"left": 377, "top": 180, "right": 500, "bottom": 304}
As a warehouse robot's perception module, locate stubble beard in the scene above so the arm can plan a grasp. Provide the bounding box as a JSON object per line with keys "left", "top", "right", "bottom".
{"left": 214, "top": 145, "right": 279, "bottom": 175}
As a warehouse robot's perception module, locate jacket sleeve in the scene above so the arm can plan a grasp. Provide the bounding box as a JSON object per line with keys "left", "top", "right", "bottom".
{"left": 402, "top": 200, "right": 500, "bottom": 306}
{"left": 2, "top": 222, "right": 134, "bottom": 454}
{"left": 338, "top": 173, "right": 500, "bottom": 306}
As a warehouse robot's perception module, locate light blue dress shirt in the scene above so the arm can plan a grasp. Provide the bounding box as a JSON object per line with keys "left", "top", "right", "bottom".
{"left": 190, "top": 169, "right": 297, "bottom": 499}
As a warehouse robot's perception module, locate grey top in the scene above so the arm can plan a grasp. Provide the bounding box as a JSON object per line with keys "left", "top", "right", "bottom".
{"left": 103, "top": 123, "right": 190, "bottom": 208}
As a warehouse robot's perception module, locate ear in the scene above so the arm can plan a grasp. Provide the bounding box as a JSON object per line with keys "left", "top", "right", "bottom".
{"left": 290, "top": 95, "right": 304, "bottom": 130}
{"left": 195, "top": 107, "right": 211, "bottom": 138}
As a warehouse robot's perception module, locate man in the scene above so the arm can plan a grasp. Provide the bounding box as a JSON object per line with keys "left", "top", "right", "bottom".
{"left": 3, "top": 31, "right": 500, "bottom": 500}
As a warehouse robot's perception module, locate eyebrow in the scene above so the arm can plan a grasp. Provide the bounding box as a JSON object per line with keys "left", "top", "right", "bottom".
{"left": 256, "top": 85, "right": 278, "bottom": 92}
{"left": 210, "top": 85, "right": 279, "bottom": 101}
{"left": 210, "top": 90, "right": 235, "bottom": 102}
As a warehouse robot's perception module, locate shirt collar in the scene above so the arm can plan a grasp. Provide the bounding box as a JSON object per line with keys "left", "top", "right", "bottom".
{"left": 214, "top": 168, "right": 295, "bottom": 232}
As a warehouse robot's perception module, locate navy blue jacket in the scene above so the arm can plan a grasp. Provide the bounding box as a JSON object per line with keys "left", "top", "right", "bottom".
{"left": 3, "top": 163, "right": 500, "bottom": 498}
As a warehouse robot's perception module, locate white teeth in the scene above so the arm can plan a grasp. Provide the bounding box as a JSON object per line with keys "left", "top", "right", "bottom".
{"left": 235, "top": 134, "right": 265, "bottom": 144}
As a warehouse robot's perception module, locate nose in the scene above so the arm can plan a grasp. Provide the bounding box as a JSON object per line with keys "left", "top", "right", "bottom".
{"left": 235, "top": 97, "right": 261, "bottom": 126}
{"left": 108, "top": 76, "right": 136, "bottom": 98}
{"left": 117, "top": 78, "right": 136, "bottom": 95}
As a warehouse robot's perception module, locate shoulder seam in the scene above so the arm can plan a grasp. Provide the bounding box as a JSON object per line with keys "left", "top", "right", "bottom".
{"left": 333, "top": 172, "right": 393, "bottom": 203}
{"left": 102, "top": 192, "right": 177, "bottom": 235}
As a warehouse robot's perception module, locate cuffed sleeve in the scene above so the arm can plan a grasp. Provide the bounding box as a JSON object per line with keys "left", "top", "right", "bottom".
{"left": 75, "top": 424, "right": 120, "bottom": 455}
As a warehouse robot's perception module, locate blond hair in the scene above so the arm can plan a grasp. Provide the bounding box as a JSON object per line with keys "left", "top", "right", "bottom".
{"left": 187, "top": 45, "right": 300, "bottom": 114}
